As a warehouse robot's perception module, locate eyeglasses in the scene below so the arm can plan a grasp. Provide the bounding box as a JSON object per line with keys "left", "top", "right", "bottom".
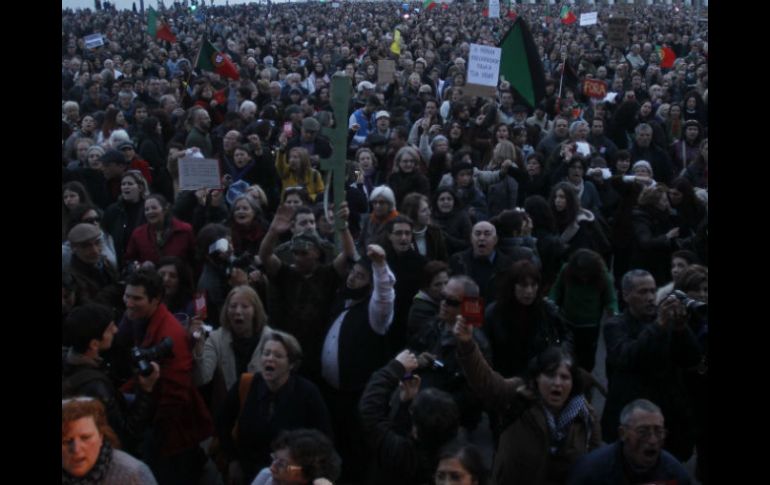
{"left": 82, "top": 217, "right": 101, "bottom": 224}
{"left": 441, "top": 295, "right": 462, "bottom": 307}
{"left": 631, "top": 426, "right": 667, "bottom": 440}
{"left": 270, "top": 453, "right": 303, "bottom": 474}
{"left": 371, "top": 200, "right": 389, "bottom": 205}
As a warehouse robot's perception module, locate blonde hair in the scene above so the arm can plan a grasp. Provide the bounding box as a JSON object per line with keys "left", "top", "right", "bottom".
{"left": 219, "top": 285, "right": 268, "bottom": 335}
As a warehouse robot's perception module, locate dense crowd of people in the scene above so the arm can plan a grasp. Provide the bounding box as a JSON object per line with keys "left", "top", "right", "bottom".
{"left": 62, "top": 1, "right": 708, "bottom": 484}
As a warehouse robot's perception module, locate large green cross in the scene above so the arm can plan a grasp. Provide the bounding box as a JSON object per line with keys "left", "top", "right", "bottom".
{"left": 319, "top": 73, "right": 352, "bottom": 249}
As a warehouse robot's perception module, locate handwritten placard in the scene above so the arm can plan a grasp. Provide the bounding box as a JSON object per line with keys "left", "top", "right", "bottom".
{"left": 179, "top": 157, "right": 222, "bottom": 191}
{"left": 579, "top": 12, "right": 598, "bottom": 27}
{"left": 467, "top": 43, "right": 501, "bottom": 87}
{"left": 84, "top": 33, "right": 105, "bottom": 49}
{"left": 488, "top": 0, "right": 500, "bottom": 19}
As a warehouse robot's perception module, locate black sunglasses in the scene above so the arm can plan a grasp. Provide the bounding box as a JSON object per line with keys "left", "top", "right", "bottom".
{"left": 441, "top": 295, "right": 462, "bottom": 307}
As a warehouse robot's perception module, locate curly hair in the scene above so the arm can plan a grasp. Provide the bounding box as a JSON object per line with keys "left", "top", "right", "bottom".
{"left": 62, "top": 398, "right": 120, "bottom": 449}
{"left": 271, "top": 428, "right": 341, "bottom": 482}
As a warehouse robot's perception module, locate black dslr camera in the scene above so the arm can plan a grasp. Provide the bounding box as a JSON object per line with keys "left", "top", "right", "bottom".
{"left": 131, "top": 337, "right": 174, "bottom": 377}
{"left": 672, "top": 290, "right": 708, "bottom": 318}
{"left": 226, "top": 252, "right": 257, "bottom": 277}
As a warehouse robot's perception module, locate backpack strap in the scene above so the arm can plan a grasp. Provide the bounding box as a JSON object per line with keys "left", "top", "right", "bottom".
{"left": 231, "top": 372, "right": 255, "bottom": 442}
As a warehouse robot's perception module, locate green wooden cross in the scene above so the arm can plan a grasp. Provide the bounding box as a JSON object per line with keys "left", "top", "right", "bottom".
{"left": 319, "top": 73, "right": 352, "bottom": 250}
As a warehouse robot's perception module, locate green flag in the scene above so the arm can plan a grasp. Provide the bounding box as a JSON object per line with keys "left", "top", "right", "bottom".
{"left": 147, "top": 7, "right": 176, "bottom": 43}
{"left": 196, "top": 39, "right": 240, "bottom": 80}
{"left": 499, "top": 18, "right": 545, "bottom": 108}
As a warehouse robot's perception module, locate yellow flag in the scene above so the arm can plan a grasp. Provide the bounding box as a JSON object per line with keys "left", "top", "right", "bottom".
{"left": 390, "top": 30, "right": 401, "bottom": 55}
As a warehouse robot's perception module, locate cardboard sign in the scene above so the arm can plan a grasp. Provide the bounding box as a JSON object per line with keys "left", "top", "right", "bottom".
{"left": 607, "top": 17, "right": 630, "bottom": 49}
{"left": 583, "top": 78, "right": 608, "bottom": 99}
{"left": 462, "top": 83, "right": 498, "bottom": 99}
{"left": 84, "top": 33, "right": 105, "bottom": 49}
{"left": 178, "top": 157, "right": 222, "bottom": 191}
{"left": 579, "top": 12, "right": 598, "bottom": 26}
{"left": 467, "top": 43, "right": 501, "bottom": 87}
{"left": 377, "top": 59, "right": 396, "bottom": 85}
{"left": 488, "top": 0, "right": 500, "bottom": 19}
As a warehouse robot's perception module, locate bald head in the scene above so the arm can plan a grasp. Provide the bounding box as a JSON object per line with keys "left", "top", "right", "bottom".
{"left": 471, "top": 222, "right": 497, "bottom": 257}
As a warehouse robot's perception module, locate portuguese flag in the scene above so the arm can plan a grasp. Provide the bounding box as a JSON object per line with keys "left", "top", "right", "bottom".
{"left": 656, "top": 45, "right": 677, "bottom": 69}
{"left": 499, "top": 18, "right": 546, "bottom": 108}
{"left": 147, "top": 7, "right": 177, "bottom": 44}
{"left": 424, "top": 0, "right": 437, "bottom": 11}
{"left": 560, "top": 5, "right": 577, "bottom": 25}
{"left": 196, "top": 39, "right": 240, "bottom": 80}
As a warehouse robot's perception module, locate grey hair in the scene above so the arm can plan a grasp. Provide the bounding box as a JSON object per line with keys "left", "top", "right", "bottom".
{"left": 569, "top": 120, "right": 589, "bottom": 137}
{"left": 239, "top": 100, "right": 257, "bottom": 114}
{"left": 620, "top": 399, "right": 662, "bottom": 426}
{"left": 621, "top": 269, "right": 653, "bottom": 294}
{"left": 449, "top": 275, "right": 479, "bottom": 299}
{"left": 635, "top": 123, "right": 653, "bottom": 136}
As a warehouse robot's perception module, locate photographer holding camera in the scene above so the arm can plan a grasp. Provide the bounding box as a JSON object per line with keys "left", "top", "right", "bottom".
{"left": 601, "top": 269, "right": 702, "bottom": 465}
{"left": 113, "top": 269, "right": 213, "bottom": 484}
{"left": 62, "top": 303, "right": 160, "bottom": 456}
{"left": 674, "top": 264, "right": 708, "bottom": 484}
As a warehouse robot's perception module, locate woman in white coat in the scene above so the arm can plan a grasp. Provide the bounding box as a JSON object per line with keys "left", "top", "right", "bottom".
{"left": 191, "top": 285, "right": 272, "bottom": 394}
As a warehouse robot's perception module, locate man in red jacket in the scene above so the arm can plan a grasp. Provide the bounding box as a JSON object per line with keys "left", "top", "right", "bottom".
{"left": 118, "top": 269, "right": 212, "bottom": 484}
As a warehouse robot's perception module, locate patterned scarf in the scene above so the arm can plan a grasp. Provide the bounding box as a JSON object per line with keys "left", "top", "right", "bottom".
{"left": 542, "top": 394, "right": 591, "bottom": 455}
{"left": 62, "top": 440, "right": 112, "bottom": 485}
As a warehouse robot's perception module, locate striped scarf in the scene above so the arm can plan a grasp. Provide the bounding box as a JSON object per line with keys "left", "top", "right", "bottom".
{"left": 543, "top": 394, "right": 591, "bottom": 455}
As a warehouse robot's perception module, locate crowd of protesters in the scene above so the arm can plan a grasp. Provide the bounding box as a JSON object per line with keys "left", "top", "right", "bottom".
{"left": 62, "top": 1, "right": 708, "bottom": 484}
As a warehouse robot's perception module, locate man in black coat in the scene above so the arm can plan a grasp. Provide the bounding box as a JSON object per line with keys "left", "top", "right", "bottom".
{"left": 601, "top": 269, "right": 701, "bottom": 463}
{"left": 629, "top": 123, "right": 674, "bottom": 185}
{"left": 319, "top": 244, "right": 395, "bottom": 483}
{"left": 449, "top": 221, "right": 513, "bottom": 305}
{"left": 376, "top": 216, "right": 428, "bottom": 354}
{"left": 408, "top": 275, "right": 492, "bottom": 431}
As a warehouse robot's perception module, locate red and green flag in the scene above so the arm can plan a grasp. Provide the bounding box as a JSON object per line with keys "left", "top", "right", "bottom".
{"left": 499, "top": 17, "right": 546, "bottom": 108}
{"left": 503, "top": 0, "right": 517, "bottom": 20}
{"left": 423, "top": 0, "right": 437, "bottom": 11}
{"left": 656, "top": 45, "right": 677, "bottom": 69}
{"left": 560, "top": 5, "right": 577, "bottom": 25}
{"left": 147, "top": 7, "right": 177, "bottom": 43}
{"left": 196, "top": 39, "right": 240, "bottom": 80}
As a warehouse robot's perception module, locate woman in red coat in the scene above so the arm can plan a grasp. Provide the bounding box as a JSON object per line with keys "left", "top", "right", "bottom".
{"left": 125, "top": 194, "right": 196, "bottom": 267}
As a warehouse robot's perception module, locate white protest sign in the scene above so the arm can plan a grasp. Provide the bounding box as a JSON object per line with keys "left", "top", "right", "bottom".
{"left": 488, "top": 0, "right": 500, "bottom": 19}
{"left": 579, "top": 12, "right": 598, "bottom": 26}
{"left": 332, "top": 2, "right": 340, "bottom": 7}
{"left": 84, "top": 33, "right": 105, "bottom": 49}
{"left": 467, "top": 43, "right": 501, "bottom": 87}
{"left": 179, "top": 157, "right": 222, "bottom": 191}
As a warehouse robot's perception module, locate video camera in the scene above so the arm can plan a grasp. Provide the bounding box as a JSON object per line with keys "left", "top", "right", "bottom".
{"left": 130, "top": 337, "right": 174, "bottom": 377}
